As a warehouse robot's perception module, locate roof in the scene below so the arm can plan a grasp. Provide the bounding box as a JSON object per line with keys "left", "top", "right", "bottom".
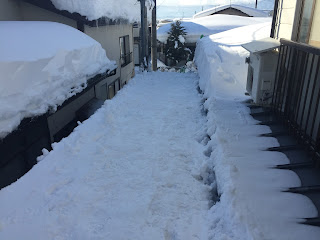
{"left": 193, "top": 4, "right": 269, "bottom": 19}
{"left": 22, "top": 0, "right": 127, "bottom": 26}
{"left": 242, "top": 37, "right": 280, "bottom": 54}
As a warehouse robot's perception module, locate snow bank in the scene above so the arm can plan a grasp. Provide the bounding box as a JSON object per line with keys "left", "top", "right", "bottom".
{"left": 51, "top": 0, "right": 154, "bottom": 22}
{"left": 0, "top": 21, "right": 116, "bottom": 139}
{"left": 194, "top": 23, "right": 320, "bottom": 239}
{"left": 193, "top": 4, "right": 269, "bottom": 19}
{"left": 157, "top": 15, "right": 271, "bottom": 43}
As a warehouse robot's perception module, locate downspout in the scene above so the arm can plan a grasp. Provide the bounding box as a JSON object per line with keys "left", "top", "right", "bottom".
{"left": 151, "top": 0, "right": 157, "bottom": 71}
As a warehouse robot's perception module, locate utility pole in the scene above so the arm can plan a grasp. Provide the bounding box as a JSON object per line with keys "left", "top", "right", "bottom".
{"left": 139, "top": 0, "right": 146, "bottom": 69}
{"left": 255, "top": 0, "right": 258, "bottom": 9}
{"left": 151, "top": 0, "right": 157, "bottom": 71}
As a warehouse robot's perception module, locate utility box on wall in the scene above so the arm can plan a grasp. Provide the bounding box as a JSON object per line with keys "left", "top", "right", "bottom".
{"left": 242, "top": 38, "right": 280, "bottom": 105}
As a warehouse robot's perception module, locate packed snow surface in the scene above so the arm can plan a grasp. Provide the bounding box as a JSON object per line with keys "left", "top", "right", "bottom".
{"left": 194, "top": 23, "right": 320, "bottom": 239}
{"left": 0, "top": 21, "right": 115, "bottom": 138}
{"left": 51, "top": 0, "right": 154, "bottom": 22}
{"left": 0, "top": 72, "right": 211, "bottom": 239}
{"left": 157, "top": 15, "right": 271, "bottom": 43}
{"left": 193, "top": 4, "right": 269, "bottom": 19}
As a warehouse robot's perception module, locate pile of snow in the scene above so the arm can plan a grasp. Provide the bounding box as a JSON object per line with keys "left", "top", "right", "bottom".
{"left": 193, "top": 4, "right": 269, "bottom": 19}
{"left": 157, "top": 15, "right": 271, "bottom": 43}
{"left": 52, "top": 0, "right": 154, "bottom": 22}
{"left": 194, "top": 23, "right": 320, "bottom": 239}
{"left": 0, "top": 21, "right": 116, "bottom": 139}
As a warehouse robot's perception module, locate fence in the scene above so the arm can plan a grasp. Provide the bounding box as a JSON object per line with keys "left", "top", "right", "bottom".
{"left": 272, "top": 39, "right": 320, "bottom": 158}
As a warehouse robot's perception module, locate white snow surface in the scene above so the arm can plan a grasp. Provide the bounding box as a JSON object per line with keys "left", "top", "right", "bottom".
{"left": 0, "top": 72, "right": 211, "bottom": 239}
{"left": 193, "top": 4, "right": 269, "bottom": 19}
{"left": 194, "top": 23, "right": 320, "bottom": 239}
{"left": 157, "top": 15, "right": 271, "bottom": 43}
{"left": 0, "top": 21, "right": 115, "bottom": 138}
{"left": 51, "top": 0, "right": 154, "bottom": 22}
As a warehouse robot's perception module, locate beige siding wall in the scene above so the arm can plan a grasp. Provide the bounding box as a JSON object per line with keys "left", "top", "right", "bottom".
{"left": 309, "top": 0, "right": 320, "bottom": 48}
{"left": 84, "top": 24, "right": 134, "bottom": 85}
{"left": 0, "top": 0, "right": 22, "bottom": 20}
{"left": 274, "top": 0, "right": 297, "bottom": 40}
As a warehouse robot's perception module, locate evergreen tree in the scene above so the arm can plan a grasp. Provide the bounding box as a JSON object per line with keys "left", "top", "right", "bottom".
{"left": 165, "top": 21, "right": 189, "bottom": 64}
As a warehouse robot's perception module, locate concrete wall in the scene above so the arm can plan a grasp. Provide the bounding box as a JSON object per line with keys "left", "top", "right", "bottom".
{"left": 274, "top": 0, "right": 297, "bottom": 40}
{"left": 0, "top": 0, "right": 22, "bottom": 20}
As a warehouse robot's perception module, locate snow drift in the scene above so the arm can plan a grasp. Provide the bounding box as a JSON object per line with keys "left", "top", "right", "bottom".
{"left": 194, "top": 23, "right": 320, "bottom": 239}
{"left": 157, "top": 15, "right": 271, "bottom": 44}
{"left": 0, "top": 21, "right": 116, "bottom": 139}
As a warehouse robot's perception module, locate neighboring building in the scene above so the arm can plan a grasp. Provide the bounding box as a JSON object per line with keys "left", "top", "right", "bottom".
{"left": 193, "top": 4, "right": 269, "bottom": 19}
{"left": 271, "top": 0, "right": 320, "bottom": 48}
{"left": 157, "top": 13, "right": 271, "bottom": 66}
{"left": 0, "top": 0, "right": 135, "bottom": 90}
{"left": 0, "top": 0, "right": 138, "bottom": 188}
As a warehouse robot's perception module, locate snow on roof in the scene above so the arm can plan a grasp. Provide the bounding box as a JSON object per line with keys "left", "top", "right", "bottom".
{"left": 242, "top": 37, "right": 280, "bottom": 54}
{"left": 51, "top": 0, "right": 154, "bottom": 22}
{"left": 193, "top": 4, "right": 269, "bottom": 19}
{"left": 0, "top": 21, "right": 116, "bottom": 138}
{"left": 157, "top": 15, "right": 271, "bottom": 44}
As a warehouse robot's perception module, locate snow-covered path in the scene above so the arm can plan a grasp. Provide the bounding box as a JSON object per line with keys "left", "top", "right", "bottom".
{"left": 0, "top": 72, "right": 211, "bottom": 240}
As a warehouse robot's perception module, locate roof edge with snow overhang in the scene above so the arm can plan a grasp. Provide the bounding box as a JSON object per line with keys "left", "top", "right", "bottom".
{"left": 22, "top": 0, "right": 129, "bottom": 27}
{"left": 193, "top": 4, "right": 269, "bottom": 19}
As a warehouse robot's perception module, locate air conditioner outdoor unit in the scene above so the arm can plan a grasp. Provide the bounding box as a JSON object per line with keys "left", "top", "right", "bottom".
{"left": 242, "top": 38, "right": 280, "bottom": 105}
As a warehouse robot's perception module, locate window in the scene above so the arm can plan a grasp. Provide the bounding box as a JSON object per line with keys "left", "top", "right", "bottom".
{"left": 120, "top": 35, "right": 132, "bottom": 67}
{"left": 297, "top": 0, "right": 316, "bottom": 43}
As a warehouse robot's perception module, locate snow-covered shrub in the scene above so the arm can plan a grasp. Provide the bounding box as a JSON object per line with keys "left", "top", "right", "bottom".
{"left": 165, "top": 21, "right": 190, "bottom": 65}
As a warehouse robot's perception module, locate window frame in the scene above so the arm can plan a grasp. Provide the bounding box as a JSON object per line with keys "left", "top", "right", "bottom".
{"left": 119, "top": 35, "right": 132, "bottom": 67}
{"left": 294, "top": 0, "right": 316, "bottom": 43}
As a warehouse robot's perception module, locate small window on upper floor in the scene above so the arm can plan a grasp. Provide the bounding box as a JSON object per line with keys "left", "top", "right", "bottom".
{"left": 297, "top": 0, "right": 317, "bottom": 45}
{"left": 120, "top": 35, "right": 132, "bottom": 67}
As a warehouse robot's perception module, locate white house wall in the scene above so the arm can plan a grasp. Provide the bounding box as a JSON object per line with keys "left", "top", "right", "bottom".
{"left": 309, "top": 0, "right": 320, "bottom": 48}
{"left": 84, "top": 24, "right": 134, "bottom": 86}
{"left": 274, "top": 0, "right": 297, "bottom": 40}
{"left": 0, "top": 0, "right": 22, "bottom": 20}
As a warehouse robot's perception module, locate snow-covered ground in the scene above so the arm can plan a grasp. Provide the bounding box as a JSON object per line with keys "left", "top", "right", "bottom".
{"left": 0, "top": 72, "right": 211, "bottom": 239}
{"left": 0, "top": 21, "right": 115, "bottom": 139}
{"left": 157, "top": 15, "right": 271, "bottom": 43}
{"left": 195, "top": 23, "right": 320, "bottom": 239}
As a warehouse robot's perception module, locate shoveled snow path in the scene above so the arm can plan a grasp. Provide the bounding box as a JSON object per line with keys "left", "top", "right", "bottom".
{"left": 0, "top": 72, "right": 210, "bottom": 239}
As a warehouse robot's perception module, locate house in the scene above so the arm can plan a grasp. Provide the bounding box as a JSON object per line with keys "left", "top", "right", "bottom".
{"left": 157, "top": 10, "right": 271, "bottom": 66}
{"left": 193, "top": 4, "right": 269, "bottom": 19}
{"left": 0, "top": 0, "right": 148, "bottom": 188}
{"left": 1, "top": 0, "right": 135, "bottom": 90}
{"left": 244, "top": 0, "right": 320, "bottom": 226}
